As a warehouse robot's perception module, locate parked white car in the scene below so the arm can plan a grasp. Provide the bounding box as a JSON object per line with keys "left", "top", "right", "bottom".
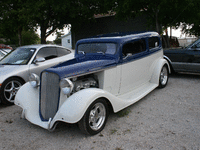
{"left": 15, "top": 32, "right": 170, "bottom": 135}
{"left": 0, "top": 44, "right": 74, "bottom": 105}
{"left": 0, "top": 50, "right": 6, "bottom": 60}
{"left": 0, "top": 49, "right": 11, "bottom": 60}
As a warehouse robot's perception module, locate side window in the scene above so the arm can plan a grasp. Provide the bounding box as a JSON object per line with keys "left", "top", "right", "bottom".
{"left": 122, "top": 39, "right": 146, "bottom": 58}
{"left": 56, "top": 48, "right": 71, "bottom": 57}
{"left": 149, "top": 37, "right": 160, "bottom": 49}
{"left": 36, "top": 47, "right": 57, "bottom": 60}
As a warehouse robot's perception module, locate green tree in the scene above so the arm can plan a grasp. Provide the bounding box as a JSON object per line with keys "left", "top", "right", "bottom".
{"left": 0, "top": 29, "right": 39, "bottom": 46}
{"left": 54, "top": 31, "right": 64, "bottom": 45}
{"left": 180, "top": 0, "right": 200, "bottom": 36}
{"left": 21, "top": 29, "right": 40, "bottom": 45}
{"left": 26, "top": 0, "right": 115, "bottom": 44}
{"left": 0, "top": 0, "right": 115, "bottom": 45}
{"left": 0, "top": 0, "right": 33, "bottom": 46}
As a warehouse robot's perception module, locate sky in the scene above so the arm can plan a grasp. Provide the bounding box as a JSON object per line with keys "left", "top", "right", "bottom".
{"left": 165, "top": 27, "right": 196, "bottom": 38}
{"left": 168, "top": 28, "right": 182, "bottom": 37}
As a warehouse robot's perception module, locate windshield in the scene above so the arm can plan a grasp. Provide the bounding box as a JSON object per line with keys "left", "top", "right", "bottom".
{"left": 186, "top": 38, "right": 200, "bottom": 48}
{"left": 0, "top": 51, "right": 5, "bottom": 57}
{"left": 78, "top": 43, "right": 117, "bottom": 55}
{"left": 0, "top": 47, "right": 36, "bottom": 65}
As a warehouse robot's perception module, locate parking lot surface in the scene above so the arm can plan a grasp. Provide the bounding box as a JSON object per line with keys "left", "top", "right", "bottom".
{"left": 0, "top": 74, "right": 200, "bottom": 150}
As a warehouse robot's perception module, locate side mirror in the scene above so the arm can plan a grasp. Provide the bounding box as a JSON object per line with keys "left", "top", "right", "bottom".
{"left": 33, "top": 57, "right": 45, "bottom": 64}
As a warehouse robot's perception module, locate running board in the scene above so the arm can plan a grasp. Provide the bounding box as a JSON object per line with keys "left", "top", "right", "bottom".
{"left": 117, "top": 82, "right": 158, "bottom": 104}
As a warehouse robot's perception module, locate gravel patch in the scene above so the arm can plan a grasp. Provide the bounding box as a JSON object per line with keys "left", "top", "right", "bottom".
{"left": 0, "top": 73, "right": 200, "bottom": 150}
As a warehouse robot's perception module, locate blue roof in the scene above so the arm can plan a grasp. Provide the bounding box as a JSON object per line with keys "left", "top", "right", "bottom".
{"left": 76, "top": 31, "right": 159, "bottom": 45}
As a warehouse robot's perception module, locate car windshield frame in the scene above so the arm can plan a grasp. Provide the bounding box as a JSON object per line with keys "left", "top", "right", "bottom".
{"left": 0, "top": 50, "right": 5, "bottom": 57}
{"left": 186, "top": 38, "right": 200, "bottom": 49}
{"left": 77, "top": 42, "right": 117, "bottom": 55}
{"left": 0, "top": 47, "right": 36, "bottom": 65}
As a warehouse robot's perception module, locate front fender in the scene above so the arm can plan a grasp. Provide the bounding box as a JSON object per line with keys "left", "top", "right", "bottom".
{"left": 51, "top": 88, "right": 125, "bottom": 125}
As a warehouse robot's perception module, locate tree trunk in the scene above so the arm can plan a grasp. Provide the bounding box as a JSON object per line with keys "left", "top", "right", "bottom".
{"left": 166, "top": 28, "right": 170, "bottom": 48}
{"left": 40, "top": 24, "right": 47, "bottom": 44}
{"left": 18, "top": 27, "right": 22, "bottom": 46}
{"left": 170, "top": 27, "right": 172, "bottom": 39}
{"left": 155, "top": 10, "right": 160, "bottom": 34}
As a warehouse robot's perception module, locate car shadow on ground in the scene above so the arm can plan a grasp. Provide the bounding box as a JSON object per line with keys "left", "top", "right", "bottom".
{"left": 170, "top": 72, "right": 200, "bottom": 79}
{"left": 0, "top": 102, "right": 11, "bottom": 108}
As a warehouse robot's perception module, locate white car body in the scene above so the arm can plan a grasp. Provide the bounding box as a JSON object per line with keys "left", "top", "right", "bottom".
{"left": 15, "top": 32, "right": 170, "bottom": 134}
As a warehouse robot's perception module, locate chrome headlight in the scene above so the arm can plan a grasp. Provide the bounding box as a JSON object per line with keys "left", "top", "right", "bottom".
{"left": 29, "top": 73, "right": 40, "bottom": 88}
{"left": 59, "top": 78, "right": 74, "bottom": 95}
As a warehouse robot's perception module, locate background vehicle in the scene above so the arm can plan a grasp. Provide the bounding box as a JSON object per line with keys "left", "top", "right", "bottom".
{"left": 0, "top": 49, "right": 8, "bottom": 60}
{"left": 0, "top": 44, "right": 12, "bottom": 50}
{"left": 0, "top": 44, "right": 74, "bottom": 105}
{"left": 15, "top": 32, "right": 170, "bottom": 135}
{"left": 164, "top": 38, "right": 200, "bottom": 73}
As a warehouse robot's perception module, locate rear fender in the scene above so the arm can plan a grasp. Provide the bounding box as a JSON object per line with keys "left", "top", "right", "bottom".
{"left": 150, "top": 58, "right": 170, "bottom": 85}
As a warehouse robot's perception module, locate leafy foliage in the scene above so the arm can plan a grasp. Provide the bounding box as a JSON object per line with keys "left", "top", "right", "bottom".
{"left": 25, "top": 0, "right": 115, "bottom": 44}
{"left": 0, "top": 0, "right": 37, "bottom": 46}
{"left": 54, "top": 31, "right": 65, "bottom": 44}
{"left": 0, "top": 0, "right": 200, "bottom": 46}
{"left": 114, "top": 0, "right": 196, "bottom": 35}
{"left": 180, "top": 0, "right": 200, "bottom": 36}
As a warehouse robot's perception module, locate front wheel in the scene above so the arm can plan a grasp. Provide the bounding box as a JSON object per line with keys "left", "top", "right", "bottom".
{"left": 0, "top": 78, "right": 24, "bottom": 105}
{"left": 78, "top": 99, "right": 109, "bottom": 135}
{"left": 158, "top": 65, "right": 169, "bottom": 88}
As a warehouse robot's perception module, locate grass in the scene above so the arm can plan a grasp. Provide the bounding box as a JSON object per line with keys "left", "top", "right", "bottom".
{"left": 117, "top": 108, "right": 131, "bottom": 117}
{"left": 110, "top": 129, "right": 117, "bottom": 134}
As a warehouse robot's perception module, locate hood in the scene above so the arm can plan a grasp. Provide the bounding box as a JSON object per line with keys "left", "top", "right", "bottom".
{"left": 45, "top": 55, "right": 117, "bottom": 79}
{"left": 0, "top": 65, "right": 24, "bottom": 75}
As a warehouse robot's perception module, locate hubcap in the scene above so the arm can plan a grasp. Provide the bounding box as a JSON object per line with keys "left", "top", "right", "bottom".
{"left": 89, "top": 103, "right": 106, "bottom": 131}
{"left": 160, "top": 66, "right": 168, "bottom": 85}
{"left": 4, "top": 80, "right": 22, "bottom": 102}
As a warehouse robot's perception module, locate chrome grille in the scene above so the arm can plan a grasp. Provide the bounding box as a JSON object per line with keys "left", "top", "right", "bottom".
{"left": 40, "top": 71, "right": 60, "bottom": 121}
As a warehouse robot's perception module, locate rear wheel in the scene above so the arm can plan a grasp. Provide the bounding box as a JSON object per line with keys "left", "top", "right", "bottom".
{"left": 78, "top": 99, "right": 109, "bottom": 135}
{"left": 158, "top": 65, "right": 169, "bottom": 88}
{"left": 0, "top": 78, "right": 24, "bottom": 105}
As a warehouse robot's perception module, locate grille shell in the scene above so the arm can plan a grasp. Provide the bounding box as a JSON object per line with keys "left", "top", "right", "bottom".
{"left": 40, "top": 71, "right": 60, "bottom": 121}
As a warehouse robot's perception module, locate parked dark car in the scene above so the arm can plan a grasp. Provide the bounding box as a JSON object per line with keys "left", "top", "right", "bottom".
{"left": 164, "top": 38, "right": 200, "bottom": 73}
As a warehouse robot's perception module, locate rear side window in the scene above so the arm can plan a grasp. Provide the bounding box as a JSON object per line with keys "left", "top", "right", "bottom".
{"left": 122, "top": 39, "right": 146, "bottom": 57}
{"left": 56, "top": 47, "right": 71, "bottom": 57}
{"left": 36, "top": 47, "right": 57, "bottom": 60}
{"left": 149, "top": 37, "right": 160, "bottom": 49}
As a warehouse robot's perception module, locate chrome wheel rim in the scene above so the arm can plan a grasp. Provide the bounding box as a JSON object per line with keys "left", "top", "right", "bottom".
{"left": 4, "top": 80, "right": 22, "bottom": 102}
{"left": 160, "top": 66, "right": 168, "bottom": 85}
{"left": 89, "top": 103, "right": 106, "bottom": 131}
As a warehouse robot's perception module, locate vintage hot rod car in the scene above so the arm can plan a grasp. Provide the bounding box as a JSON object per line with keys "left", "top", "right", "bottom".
{"left": 15, "top": 32, "right": 170, "bottom": 135}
